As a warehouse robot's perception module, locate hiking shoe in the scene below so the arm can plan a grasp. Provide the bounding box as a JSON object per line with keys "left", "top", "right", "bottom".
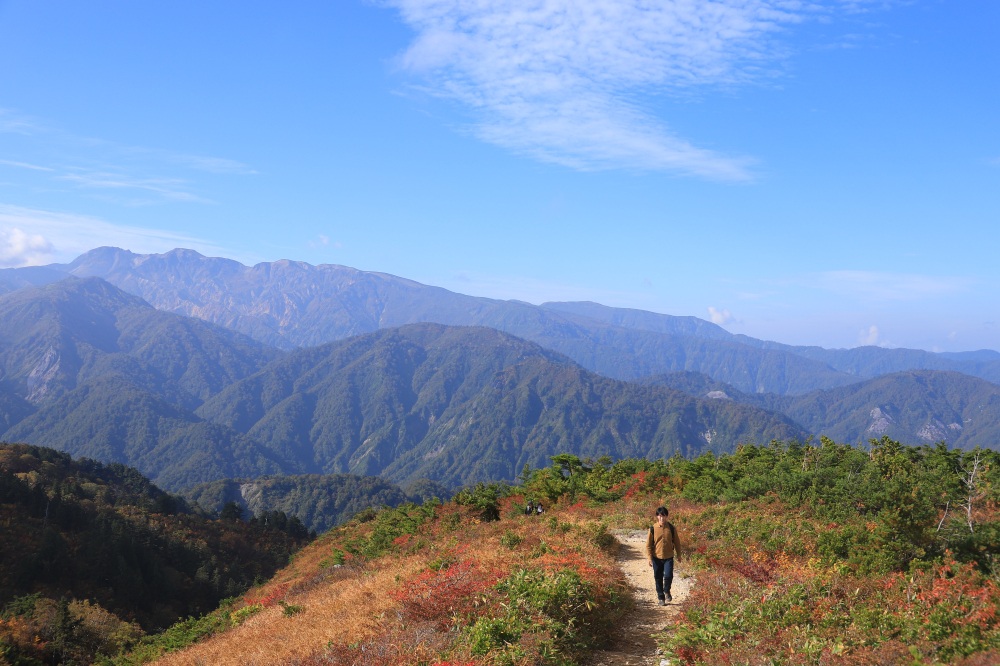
{"left": 666, "top": 593, "right": 673, "bottom": 602}
{"left": 658, "top": 598, "right": 666, "bottom": 606}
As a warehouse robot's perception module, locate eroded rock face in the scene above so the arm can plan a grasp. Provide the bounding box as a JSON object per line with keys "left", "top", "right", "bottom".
{"left": 26, "top": 346, "right": 62, "bottom": 404}
{"left": 867, "top": 407, "right": 894, "bottom": 436}
{"left": 706, "top": 390, "right": 731, "bottom": 401}
{"left": 917, "top": 420, "right": 948, "bottom": 443}
{"left": 240, "top": 481, "right": 264, "bottom": 515}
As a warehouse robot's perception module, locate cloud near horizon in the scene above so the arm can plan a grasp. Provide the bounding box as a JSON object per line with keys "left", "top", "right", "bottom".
{"left": 708, "top": 306, "right": 735, "bottom": 325}
{"left": 858, "top": 324, "right": 881, "bottom": 346}
{"left": 385, "top": 0, "right": 877, "bottom": 179}
{"left": 0, "top": 205, "right": 229, "bottom": 268}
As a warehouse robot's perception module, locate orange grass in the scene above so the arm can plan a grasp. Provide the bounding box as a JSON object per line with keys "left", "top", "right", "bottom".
{"left": 153, "top": 554, "right": 426, "bottom": 665}
{"left": 150, "top": 497, "right": 627, "bottom": 666}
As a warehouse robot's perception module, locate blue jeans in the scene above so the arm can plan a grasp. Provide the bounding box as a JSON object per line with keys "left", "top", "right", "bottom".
{"left": 651, "top": 556, "right": 674, "bottom": 600}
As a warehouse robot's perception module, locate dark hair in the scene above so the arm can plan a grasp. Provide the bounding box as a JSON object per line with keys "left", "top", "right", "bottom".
{"left": 655, "top": 506, "right": 669, "bottom": 517}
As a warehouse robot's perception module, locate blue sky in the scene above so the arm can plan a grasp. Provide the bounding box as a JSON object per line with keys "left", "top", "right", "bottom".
{"left": 0, "top": 0, "right": 997, "bottom": 352}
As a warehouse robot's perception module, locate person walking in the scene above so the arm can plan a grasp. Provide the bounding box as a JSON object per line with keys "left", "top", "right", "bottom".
{"left": 646, "top": 506, "right": 681, "bottom": 606}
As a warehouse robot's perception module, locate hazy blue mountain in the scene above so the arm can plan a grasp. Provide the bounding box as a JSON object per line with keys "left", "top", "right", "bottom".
{"left": 540, "top": 301, "right": 739, "bottom": 340}
{"left": 779, "top": 370, "right": 1000, "bottom": 448}
{"left": 10, "top": 247, "right": 998, "bottom": 396}
{"left": 198, "top": 323, "right": 809, "bottom": 488}
{"left": 647, "top": 369, "right": 1000, "bottom": 450}
{"left": 0, "top": 277, "right": 289, "bottom": 489}
{"left": 0, "top": 265, "right": 70, "bottom": 296}
{"left": 732, "top": 337, "right": 1000, "bottom": 385}
{"left": 0, "top": 276, "right": 281, "bottom": 408}
{"left": 6, "top": 247, "right": 860, "bottom": 394}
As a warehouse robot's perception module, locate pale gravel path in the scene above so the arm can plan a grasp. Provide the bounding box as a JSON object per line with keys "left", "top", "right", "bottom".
{"left": 586, "top": 530, "right": 693, "bottom": 666}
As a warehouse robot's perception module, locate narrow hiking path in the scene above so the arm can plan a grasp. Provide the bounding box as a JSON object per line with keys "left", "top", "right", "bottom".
{"left": 586, "top": 530, "right": 693, "bottom": 666}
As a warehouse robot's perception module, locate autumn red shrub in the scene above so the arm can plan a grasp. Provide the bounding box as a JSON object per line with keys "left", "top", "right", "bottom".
{"left": 243, "top": 582, "right": 290, "bottom": 608}
{"left": 390, "top": 559, "right": 501, "bottom": 629}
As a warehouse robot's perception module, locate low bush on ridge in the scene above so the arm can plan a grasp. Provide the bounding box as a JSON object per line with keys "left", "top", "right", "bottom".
{"left": 101, "top": 439, "right": 1000, "bottom": 664}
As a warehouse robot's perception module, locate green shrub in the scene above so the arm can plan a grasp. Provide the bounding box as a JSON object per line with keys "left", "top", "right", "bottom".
{"left": 499, "top": 530, "right": 523, "bottom": 549}
{"left": 278, "top": 601, "right": 303, "bottom": 617}
{"left": 230, "top": 604, "right": 263, "bottom": 626}
{"left": 110, "top": 610, "right": 232, "bottom": 665}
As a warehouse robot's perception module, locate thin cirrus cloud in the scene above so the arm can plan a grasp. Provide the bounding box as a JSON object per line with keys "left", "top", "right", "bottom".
{"left": 818, "top": 270, "right": 972, "bottom": 301}
{"left": 59, "top": 170, "right": 212, "bottom": 205}
{"left": 384, "top": 0, "right": 868, "bottom": 179}
{"left": 0, "top": 107, "right": 255, "bottom": 204}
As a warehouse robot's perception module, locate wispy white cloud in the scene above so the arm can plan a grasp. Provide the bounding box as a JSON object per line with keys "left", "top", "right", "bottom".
{"left": 308, "top": 234, "right": 343, "bottom": 250}
{"left": 707, "top": 306, "right": 735, "bottom": 325}
{"left": 0, "top": 159, "right": 55, "bottom": 172}
{"left": 818, "top": 270, "right": 971, "bottom": 301}
{"left": 384, "top": 0, "right": 882, "bottom": 179}
{"left": 117, "top": 145, "right": 257, "bottom": 175}
{"left": 0, "top": 204, "right": 229, "bottom": 267}
{"left": 168, "top": 154, "right": 257, "bottom": 175}
{"left": 0, "top": 107, "right": 254, "bottom": 204}
{"left": 0, "top": 108, "right": 43, "bottom": 134}
{"left": 59, "top": 170, "right": 212, "bottom": 204}
{"left": 858, "top": 324, "right": 881, "bottom": 346}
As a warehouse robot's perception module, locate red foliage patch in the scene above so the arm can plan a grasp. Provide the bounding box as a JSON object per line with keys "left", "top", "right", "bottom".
{"left": 244, "top": 582, "right": 290, "bottom": 608}
{"left": 391, "top": 559, "right": 501, "bottom": 629}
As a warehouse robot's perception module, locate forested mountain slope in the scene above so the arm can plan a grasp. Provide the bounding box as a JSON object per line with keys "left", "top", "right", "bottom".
{"left": 0, "top": 279, "right": 289, "bottom": 489}
{"left": 198, "top": 323, "right": 809, "bottom": 488}
{"left": 0, "top": 444, "right": 310, "bottom": 635}
{"left": 0, "top": 278, "right": 805, "bottom": 490}
{"left": 0, "top": 276, "right": 280, "bottom": 408}
{"left": 181, "top": 473, "right": 422, "bottom": 534}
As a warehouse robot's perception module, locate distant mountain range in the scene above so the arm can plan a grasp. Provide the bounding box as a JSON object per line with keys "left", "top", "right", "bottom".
{"left": 0, "top": 278, "right": 804, "bottom": 489}
{"left": 5, "top": 246, "right": 999, "bottom": 394}
{"left": 0, "top": 247, "right": 997, "bottom": 493}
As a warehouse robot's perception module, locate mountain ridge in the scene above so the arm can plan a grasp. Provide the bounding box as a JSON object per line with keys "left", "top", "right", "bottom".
{"left": 8, "top": 246, "right": 996, "bottom": 396}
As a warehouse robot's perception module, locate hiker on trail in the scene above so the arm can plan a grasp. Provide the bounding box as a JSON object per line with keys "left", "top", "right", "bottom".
{"left": 535, "top": 502, "right": 543, "bottom": 515}
{"left": 525, "top": 499, "right": 535, "bottom": 516}
{"left": 646, "top": 506, "right": 681, "bottom": 606}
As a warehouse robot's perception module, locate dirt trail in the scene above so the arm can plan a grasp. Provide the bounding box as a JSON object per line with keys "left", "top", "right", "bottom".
{"left": 586, "top": 530, "right": 693, "bottom": 666}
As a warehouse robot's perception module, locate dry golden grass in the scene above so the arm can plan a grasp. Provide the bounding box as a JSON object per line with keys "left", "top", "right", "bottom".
{"left": 150, "top": 497, "right": 628, "bottom": 666}
{"left": 154, "top": 554, "right": 426, "bottom": 666}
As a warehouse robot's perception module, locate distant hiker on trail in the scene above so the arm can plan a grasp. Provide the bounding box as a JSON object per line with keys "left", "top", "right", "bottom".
{"left": 647, "top": 506, "right": 681, "bottom": 606}
{"left": 535, "top": 502, "right": 543, "bottom": 515}
{"left": 525, "top": 499, "right": 535, "bottom": 516}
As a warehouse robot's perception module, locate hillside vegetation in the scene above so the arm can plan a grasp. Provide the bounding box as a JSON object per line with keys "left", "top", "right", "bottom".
{"left": 93, "top": 437, "right": 1000, "bottom": 666}
{"left": 180, "top": 473, "right": 431, "bottom": 534}
{"left": 198, "top": 323, "right": 807, "bottom": 487}
{"left": 0, "top": 443, "right": 312, "bottom": 664}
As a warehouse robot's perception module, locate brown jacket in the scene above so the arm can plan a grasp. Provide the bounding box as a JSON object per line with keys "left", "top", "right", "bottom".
{"left": 646, "top": 522, "right": 680, "bottom": 560}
